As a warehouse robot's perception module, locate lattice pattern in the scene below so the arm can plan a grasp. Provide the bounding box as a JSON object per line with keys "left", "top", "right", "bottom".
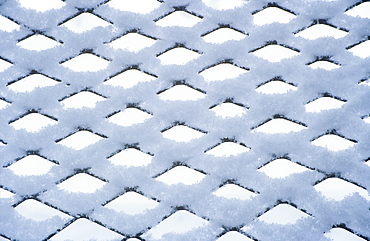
{"left": 0, "top": 0, "right": 370, "bottom": 240}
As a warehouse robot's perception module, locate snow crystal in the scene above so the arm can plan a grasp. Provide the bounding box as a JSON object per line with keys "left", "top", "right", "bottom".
{"left": 1, "top": 0, "right": 370, "bottom": 240}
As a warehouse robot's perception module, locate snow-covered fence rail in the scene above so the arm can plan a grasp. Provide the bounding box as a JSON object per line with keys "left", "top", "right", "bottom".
{"left": 0, "top": 0, "right": 370, "bottom": 240}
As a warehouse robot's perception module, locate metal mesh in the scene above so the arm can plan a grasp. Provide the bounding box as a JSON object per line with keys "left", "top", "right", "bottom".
{"left": 0, "top": 0, "right": 369, "bottom": 240}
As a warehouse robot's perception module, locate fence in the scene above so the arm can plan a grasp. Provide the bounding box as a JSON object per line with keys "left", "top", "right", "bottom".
{"left": 0, "top": 0, "right": 369, "bottom": 240}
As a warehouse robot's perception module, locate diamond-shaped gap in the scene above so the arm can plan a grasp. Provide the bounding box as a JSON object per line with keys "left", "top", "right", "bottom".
{"left": 57, "top": 172, "right": 106, "bottom": 193}
{"left": 199, "top": 60, "right": 249, "bottom": 82}
{"left": 345, "top": 1, "right": 370, "bottom": 19}
{"left": 0, "top": 98, "right": 11, "bottom": 110}
{"left": 314, "top": 177, "right": 370, "bottom": 201}
{"left": 59, "top": 90, "right": 106, "bottom": 109}
{"left": 143, "top": 209, "right": 208, "bottom": 239}
{"left": 252, "top": 115, "right": 307, "bottom": 134}
{"left": 0, "top": 140, "right": 6, "bottom": 147}
{"left": 250, "top": 41, "right": 300, "bottom": 62}
{"left": 311, "top": 130, "right": 356, "bottom": 151}
{"left": 0, "top": 236, "right": 9, "bottom": 241}
{"left": 258, "top": 203, "right": 311, "bottom": 225}
{"left": 347, "top": 39, "right": 370, "bottom": 59}
{"left": 9, "top": 111, "right": 57, "bottom": 133}
{"left": 60, "top": 12, "right": 112, "bottom": 33}
{"left": 217, "top": 231, "right": 254, "bottom": 241}
{"left": 104, "top": 66, "right": 157, "bottom": 89}
{"left": 155, "top": 164, "right": 206, "bottom": 185}
{"left": 157, "top": 81, "right": 206, "bottom": 101}
{"left": 305, "top": 94, "right": 346, "bottom": 113}
{"left": 0, "top": 15, "right": 20, "bottom": 32}
{"left": 0, "top": 57, "right": 12, "bottom": 72}
{"left": 60, "top": 50, "right": 110, "bottom": 72}
{"left": 295, "top": 20, "right": 348, "bottom": 40}
{"left": 155, "top": 9, "right": 202, "bottom": 27}
{"left": 210, "top": 99, "right": 247, "bottom": 118}
{"left": 162, "top": 123, "right": 206, "bottom": 142}
{"left": 107, "top": 145, "right": 153, "bottom": 167}
{"left": 213, "top": 182, "right": 258, "bottom": 200}
{"left": 258, "top": 158, "right": 311, "bottom": 179}
{"left": 202, "top": 25, "right": 246, "bottom": 44}
{"left": 157, "top": 44, "right": 201, "bottom": 65}
{"left": 108, "top": 30, "right": 157, "bottom": 52}
{"left": 107, "top": 0, "right": 161, "bottom": 14}
{"left": 104, "top": 190, "right": 159, "bottom": 215}
{"left": 56, "top": 129, "right": 106, "bottom": 150}
{"left": 0, "top": 187, "right": 15, "bottom": 199}
{"left": 18, "top": 0, "right": 65, "bottom": 12}
{"left": 363, "top": 115, "right": 370, "bottom": 124}
{"left": 6, "top": 154, "right": 58, "bottom": 176}
{"left": 253, "top": 4, "right": 296, "bottom": 26}
{"left": 256, "top": 77, "right": 297, "bottom": 94}
{"left": 14, "top": 199, "right": 71, "bottom": 221}
{"left": 359, "top": 77, "right": 370, "bottom": 86}
{"left": 307, "top": 57, "right": 340, "bottom": 70}
{"left": 324, "top": 227, "right": 366, "bottom": 241}
{"left": 7, "top": 72, "right": 60, "bottom": 93}
{"left": 17, "top": 33, "right": 61, "bottom": 51}
{"left": 205, "top": 139, "right": 250, "bottom": 157}
{"left": 107, "top": 106, "right": 152, "bottom": 127}
{"left": 201, "top": 0, "right": 246, "bottom": 10}
{"left": 49, "top": 218, "right": 123, "bottom": 241}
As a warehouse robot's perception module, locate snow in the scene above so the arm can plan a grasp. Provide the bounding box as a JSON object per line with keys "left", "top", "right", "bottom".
{"left": 57, "top": 173, "right": 106, "bottom": 193}
{"left": 251, "top": 45, "right": 300, "bottom": 63}
{"left": 158, "top": 85, "right": 206, "bottom": 101}
{"left": 257, "top": 204, "right": 311, "bottom": 224}
{"left": 305, "top": 97, "right": 346, "bottom": 112}
{"left": 57, "top": 130, "right": 105, "bottom": 150}
{"left": 157, "top": 47, "right": 201, "bottom": 65}
{"left": 17, "top": 35, "right": 61, "bottom": 51}
{"left": 109, "top": 33, "right": 157, "bottom": 52}
{"left": 104, "top": 191, "right": 159, "bottom": 215}
{"left": 14, "top": 199, "right": 71, "bottom": 221}
{"left": 7, "top": 155, "right": 57, "bottom": 176}
{"left": 345, "top": 2, "right": 370, "bottom": 18}
{"left": 60, "top": 91, "right": 106, "bottom": 109}
{"left": 104, "top": 69, "right": 156, "bottom": 88}
{"left": 199, "top": 63, "right": 248, "bottom": 82}
{"left": 253, "top": 118, "right": 307, "bottom": 134}
{"left": 49, "top": 218, "right": 123, "bottom": 241}
{"left": 143, "top": 210, "right": 209, "bottom": 239}
{"left": 206, "top": 142, "right": 250, "bottom": 157}
{"left": 162, "top": 125, "right": 206, "bottom": 142}
{"left": 258, "top": 158, "right": 311, "bottom": 178}
{"left": 107, "top": 108, "right": 152, "bottom": 127}
{"left": 61, "top": 53, "right": 110, "bottom": 72}
{"left": 295, "top": 24, "right": 348, "bottom": 40}
{"left": 211, "top": 102, "right": 246, "bottom": 118}
{"left": 202, "top": 28, "right": 246, "bottom": 44}
{"left": 107, "top": 0, "right": 161, "bottom": 14}
{"left": 213, "top": 184, "right": 257, "bottom": 200}
{"left": 314, "top": 178, "right": 370, "bottom": 201}
{"left": 9, "top": 113, "right": 57, "bottom": 132}
{"left": 311, "top": 134, "right": 356, "bottom": 151}
{"left": 107, "top": 148, "right": 152, "bottom": 167}
{"left": 61, "top": 13, "right": 112, "bottom": 33}
{"left": 348, "top": 40, "right": 370, "bottom": 59}
{"left": 7, "top": 74, "right": 59, "bottom": 93}
{"left": 253, "top": 7, "right": 296, "bottom": 26}
{"left": 1, "top": 0, "right": 370, "bottom": 240}
{"left": 155, "top": 166, "right": 206, "bottom": 185}
{"left": 155, "top": 11, "right": 202, "bottom": 27}
{"left": 324, "top": 228, "right": 366, "bottom": 241}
